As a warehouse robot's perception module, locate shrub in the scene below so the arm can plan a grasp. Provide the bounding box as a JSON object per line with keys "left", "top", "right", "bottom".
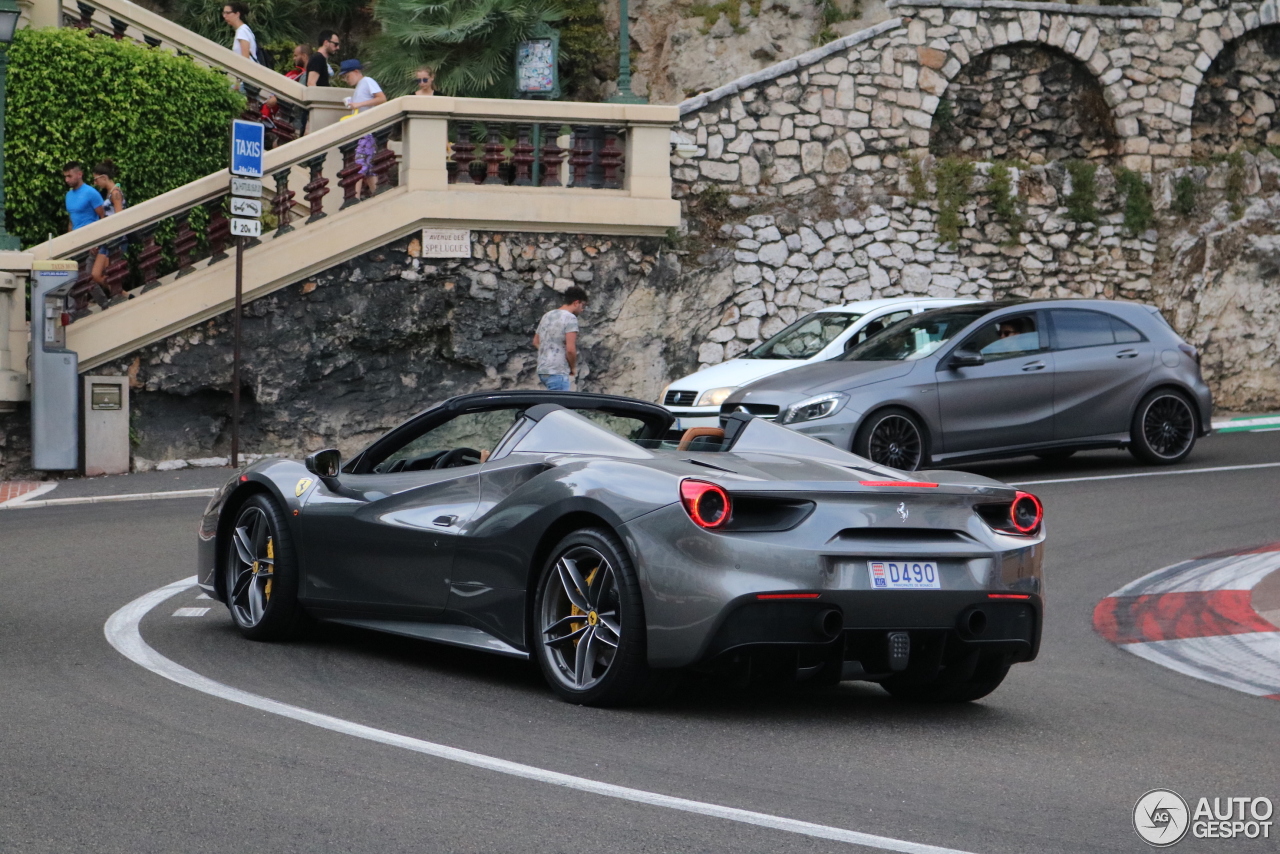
{"left": 1116, "top": 168, "right": 1153, "bottom": 235}
{"left": 935, "top": 157, "right": 973, "bottom": 247}
{"left": 987, "top": 161, "right": 1023, "bottom": 244}
{"left": 1225, "top": 151, "right": 1246, "bottom": 220}
{"left": 1173, "top": 174, "right": 1198, "bottom": 217}
{"left": 1064, "top": 160, "right": 1098, "bottom": 224}
{"left": 5, "top": 28, "right": 244, "bottom": 248}
{"left": 366, "top": 0, "right": 566, "bottom": 98}
{"left": 906, "top": 155, "right": 928, "bottom": 202}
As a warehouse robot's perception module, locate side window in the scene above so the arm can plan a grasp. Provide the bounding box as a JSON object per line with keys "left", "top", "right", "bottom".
{"left": 1110, "top": 315, "right": 1144, "bottom": 344}
{"left": 1051, "top": 310, "right": 1117, "bottom": 349}
{"left": 846, "top": 310, "right": 911, "bottom": 349}
{"left": 962, "top": 313, "right": 1042, "bottom": 361}
{"left": 374, "top": 408, "right": 524, "bottom": 472}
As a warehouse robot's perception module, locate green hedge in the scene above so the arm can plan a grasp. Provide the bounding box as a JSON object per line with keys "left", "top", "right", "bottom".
{"left": 5, "top": 28, "right": 244, "bottom": 248}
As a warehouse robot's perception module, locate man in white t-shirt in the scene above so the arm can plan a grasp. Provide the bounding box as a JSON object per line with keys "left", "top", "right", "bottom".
{"left": 222, "top": 3, "right": 258, "bottom": 63}
{"left": 533, "top": 287, "right": 589, "bottom": 391}
{"left": 340, "top": 59, "right": 387, "bottom": 198}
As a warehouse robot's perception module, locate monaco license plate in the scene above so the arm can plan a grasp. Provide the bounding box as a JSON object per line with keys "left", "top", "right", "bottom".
{"left": 868, "top": 560, "right": 940, "bottom": 590}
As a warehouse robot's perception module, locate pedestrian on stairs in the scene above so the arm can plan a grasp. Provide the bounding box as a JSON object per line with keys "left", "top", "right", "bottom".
{"left": 339, "top": 59, "right": 387, "bottom": 199}
{"left": 307, "top": 30, "right": 340, "bottom": 87}
{"left": 89, "top": 160, "right": 126, "bottom": 291}
{"left": 222, "top": 2, "right": 258, "bottom": 64}
{"left": 62, "top": 162, "right": 104, "bottom": 234}
{"left": 533, "top": 287, "right": 589, "bottom": 391}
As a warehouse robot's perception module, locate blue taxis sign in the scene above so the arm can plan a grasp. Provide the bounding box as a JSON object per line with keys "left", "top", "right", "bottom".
{"left": 230, "top": 120, "right": 265, "bottom": 178}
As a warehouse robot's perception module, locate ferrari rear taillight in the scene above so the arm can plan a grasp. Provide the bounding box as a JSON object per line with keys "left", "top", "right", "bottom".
{"left": 681, "top": 479, "right": 731, "bottom": 529}
{"left": 1010, "top": 491, "right": 1043, "bottom": 534}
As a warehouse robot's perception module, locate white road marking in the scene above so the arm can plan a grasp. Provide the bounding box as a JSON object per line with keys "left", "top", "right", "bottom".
{"left": 172, "top": 607, "right": 211, "bottom": 617}
{"left": 1110, "top": 551, "right": 1280, "bottom": 597}
{"left": 0, "top": 483, "right": 58, "bottom": 506}
{"left": 0, "top": 487, "right": 217, "bottom": 510}
{"left": 196, "top": 593, "right": 212, "bottom": 600}
{"left": 1124, "top": 633, "right": 1280, "bottom": 697}
{"left": 107, "top": 577, "right": 977, "bottom": 854}
{"left": 1011, "top": 461, "right": 1280, "bottom": 486}
{"left": 1211, "top": 415, "right": 1280, "bottom": 430}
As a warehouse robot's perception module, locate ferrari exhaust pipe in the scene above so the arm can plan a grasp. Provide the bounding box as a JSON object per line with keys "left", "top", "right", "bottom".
{"left": 959, "top": 608, "right": 988, "bottom": 638}
{"left": 814, "top": 608, "right": 843, "bottom": 640}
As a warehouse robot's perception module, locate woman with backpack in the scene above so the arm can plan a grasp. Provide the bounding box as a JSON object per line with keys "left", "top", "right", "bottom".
{"left": 222, "top": 2, "right": 259, "bottom": 63}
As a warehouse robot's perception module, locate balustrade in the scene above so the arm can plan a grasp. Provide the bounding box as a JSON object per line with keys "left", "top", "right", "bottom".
{"left": 44, "top": 104, "right": 667, "bottom": 334}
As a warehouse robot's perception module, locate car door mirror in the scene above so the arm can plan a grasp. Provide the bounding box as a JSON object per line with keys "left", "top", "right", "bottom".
{"left": 305, "top": 448, "right": 342, "bottom": 480}
{"left": 948, "top": 349, "right": 985, "bottom": 369}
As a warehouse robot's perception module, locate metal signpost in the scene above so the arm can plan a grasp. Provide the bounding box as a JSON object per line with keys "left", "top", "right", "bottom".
{"left": 229, "top": 119, "right": 264, "bottom": 467}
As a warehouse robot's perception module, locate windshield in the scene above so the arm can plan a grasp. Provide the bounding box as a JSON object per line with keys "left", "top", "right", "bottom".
{"left": 746, "top": 312, "right": 863, "bottom": 360}
{"left": 840, "top": 308, "right": 992, "bottom": 362}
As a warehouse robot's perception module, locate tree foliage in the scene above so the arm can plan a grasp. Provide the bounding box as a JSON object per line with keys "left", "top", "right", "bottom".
{"left": 4, "top": 28, "right": 243, "bottom": 248}
{"left": 168, "top": 0, "right": 374, "bottom": 62}
{"left": 366, "top": 0, "right": 566, "bottom": 98}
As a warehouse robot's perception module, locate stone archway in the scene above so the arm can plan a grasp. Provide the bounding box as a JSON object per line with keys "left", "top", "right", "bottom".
{"left": 929, "top": 43, "right": 1118, "bottom": 162}
{"left": 1191, "top": 25, "right": 1280, "bottom": 157}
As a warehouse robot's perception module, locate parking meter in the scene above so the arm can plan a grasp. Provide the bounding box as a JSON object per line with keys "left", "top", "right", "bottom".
{"left": 30, "top": 260, "right": 79, "bottom": 470}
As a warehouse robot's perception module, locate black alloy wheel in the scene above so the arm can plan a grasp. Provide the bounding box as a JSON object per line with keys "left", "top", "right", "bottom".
{"left": 223, "top": 494, "right": 305, "bottom": 640}
{"left": 855, "top": 408, "right": 927, "bottom": 471}
{"left": 533, "top": 528, "right": 668, "bottom": 706}
{"left": 1129, "top": 390, "right": 1197, "bottom": 465}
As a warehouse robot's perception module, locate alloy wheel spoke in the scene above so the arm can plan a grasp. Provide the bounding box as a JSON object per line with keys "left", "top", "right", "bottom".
{"left": 557, "top": 558, "right": 592, "bottom": 613}
{"left": 544, "top": 624, "right": 590, "bottom": 648}
{"left": 597, "top": 612, "right": 621, "bottom": 639}
{"left": 248, "top": 576, "right": 265, "bottom": 624}
{"left": 573, "top": 626, "right": 597, "bottom": 687}
{"left": 230, "top": 567, "right": 254, "bottom": 603}
{"left": 589, "top": 563, "right": 615, "bottom": 611}
{"left": 543, "top": 614, "right": 586, "bottom": 635}
{"left": 232, "top": 526, "right": 255, "bottom": 566}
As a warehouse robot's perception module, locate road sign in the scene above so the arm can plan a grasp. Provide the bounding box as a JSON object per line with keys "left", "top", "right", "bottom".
{"left": 230, "top": 177, "right": 263, "bottom": 197}
{"left": 231, "top": 218, "right": 261, "bottom": 237}
{"left": 230, "top": 198, "right": 262, "bottom": 218}
{"left": 230, "top": 120, "right": 265, "bottom": 178}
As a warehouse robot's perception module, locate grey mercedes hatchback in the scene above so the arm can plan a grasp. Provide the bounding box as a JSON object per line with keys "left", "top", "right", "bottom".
{"left": 720, "top": 299, "right": 1213, "bottom": 471}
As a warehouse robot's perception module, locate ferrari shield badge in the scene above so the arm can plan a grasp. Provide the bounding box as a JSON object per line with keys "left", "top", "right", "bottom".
{"left": 295, "top": 477, "right": 314, "bottom": 497}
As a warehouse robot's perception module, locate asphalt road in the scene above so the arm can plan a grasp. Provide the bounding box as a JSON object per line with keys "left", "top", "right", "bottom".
{"left": 2, "top": 434, "right": 1279, "bottom": 853}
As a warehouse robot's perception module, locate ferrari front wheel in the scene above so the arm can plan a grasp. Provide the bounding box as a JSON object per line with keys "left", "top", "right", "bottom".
{"left": 534, "top": 528, "right": 665, "bottom": 706}
{"left": 223, "top": 494, "right": 305, "bottom": 641}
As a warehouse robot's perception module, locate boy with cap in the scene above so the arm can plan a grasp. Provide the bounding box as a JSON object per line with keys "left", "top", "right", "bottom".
{"left": 340, "top": 59, "right": 387, "bottom": 199}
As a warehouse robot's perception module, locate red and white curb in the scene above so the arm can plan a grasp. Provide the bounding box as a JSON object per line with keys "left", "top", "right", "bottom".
{"left": 1093, "top": 544, "right": 1280, "bottom": 700}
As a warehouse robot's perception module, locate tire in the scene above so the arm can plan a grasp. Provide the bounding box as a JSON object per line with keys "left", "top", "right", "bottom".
{"left": 533, "top": 527, "right": 667, "bottom": 707}
{"left": 881, "top": 650, "right": 1010, "bottom": 703}
{"left": 223, "top": 494, "right": 306, "bottom": 641}
{"left": 1035, "top": 450, "right": 1076, "bottom": 462}
{"left": 854, "top": 407, "right": 929, "bottom": 472}
{"left": 1128, "top": 389, "right": 1198, "bottom": 465}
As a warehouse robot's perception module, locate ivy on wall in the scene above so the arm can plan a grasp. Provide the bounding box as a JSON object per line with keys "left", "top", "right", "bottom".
{"left": 4, "top": 28, "right": 243, "bottom": 248}
{"left": 1064, "top": 160, "right": 1099, "bottom": 224}
{"left": 935, "top": 157, "right": 973, "bottom": 247}
{"left": 1115, "top": 168, "right": 1153, "bottom": 235}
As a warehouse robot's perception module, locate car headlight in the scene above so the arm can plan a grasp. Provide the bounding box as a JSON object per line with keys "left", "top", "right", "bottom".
{"left": 781, "top": 392, "right": 849, "bottom": 425}
{"left": 697, "top": 387, "right": 738, "bottom": 407}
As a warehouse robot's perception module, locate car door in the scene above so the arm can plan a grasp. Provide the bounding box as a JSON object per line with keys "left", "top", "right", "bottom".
{"left": 1048, "top": 308, "right": 1156, "bottom": 440}
{"left": 300, "top": 469, "right": 481, "bottom": 616}
{"left": 299, "top": 408, "right": 522, "bottom": 616}
{"left": 934, "top": 310, "right": 1056, "bottom": 454}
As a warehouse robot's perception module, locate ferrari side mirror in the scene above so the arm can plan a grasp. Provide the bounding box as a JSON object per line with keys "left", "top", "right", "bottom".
{"left": 948, "top": 349, "right": 985, "bottom": 369}
{"left": 305, "top": 448, "right": 342, "bottom": 479}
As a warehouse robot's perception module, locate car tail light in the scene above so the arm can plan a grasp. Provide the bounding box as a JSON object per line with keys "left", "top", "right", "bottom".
{"left": 1010, "top": 491, "right": 1043, "bottom": 534}
{"left": 681, "top": 479, "right": 731, "bottom": 529}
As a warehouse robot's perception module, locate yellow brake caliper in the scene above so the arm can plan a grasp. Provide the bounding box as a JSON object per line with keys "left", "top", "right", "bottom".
{"left": 264, "top": 537, "right": 274, "bottom": 600}
{"left": 568, "top": 567, "right": 599, "bottom": 645}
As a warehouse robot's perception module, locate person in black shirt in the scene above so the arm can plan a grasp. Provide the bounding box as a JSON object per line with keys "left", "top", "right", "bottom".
{"left": 306, "top": 29, "right": 339, "bottom": 87}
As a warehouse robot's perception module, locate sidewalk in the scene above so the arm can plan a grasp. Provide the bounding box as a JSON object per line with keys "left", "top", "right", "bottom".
{"left": 0, "top": 467, "right": 234, "bottom": 509}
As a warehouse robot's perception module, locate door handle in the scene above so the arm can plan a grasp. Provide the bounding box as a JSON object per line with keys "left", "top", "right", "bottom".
{"left": 1116, "top": 349, "right": 1138, "bottom": 359}
{"left": 1021, "top": 361, "right": 1046, "bottom": 371}
{"left": 433, "top": 515, "right": 458, "bottom": 527}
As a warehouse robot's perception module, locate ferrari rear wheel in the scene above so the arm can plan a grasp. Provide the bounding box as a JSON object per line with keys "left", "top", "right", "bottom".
{"left": 534, "top": 528, "right": 665, "bottom": 706}
{"left": 880, "top": 650, "right": 1010, "bottom": 703}
{"left": 855, "top": 407, "right": 928, "bottom": 471}
{"left": 224, "top": 494, "right": 304, "bottom": 641}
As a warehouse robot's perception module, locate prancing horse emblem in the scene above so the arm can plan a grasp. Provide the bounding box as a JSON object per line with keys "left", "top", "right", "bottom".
{"left": 897, "top": 502, "right": 908, "bottom": 523}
